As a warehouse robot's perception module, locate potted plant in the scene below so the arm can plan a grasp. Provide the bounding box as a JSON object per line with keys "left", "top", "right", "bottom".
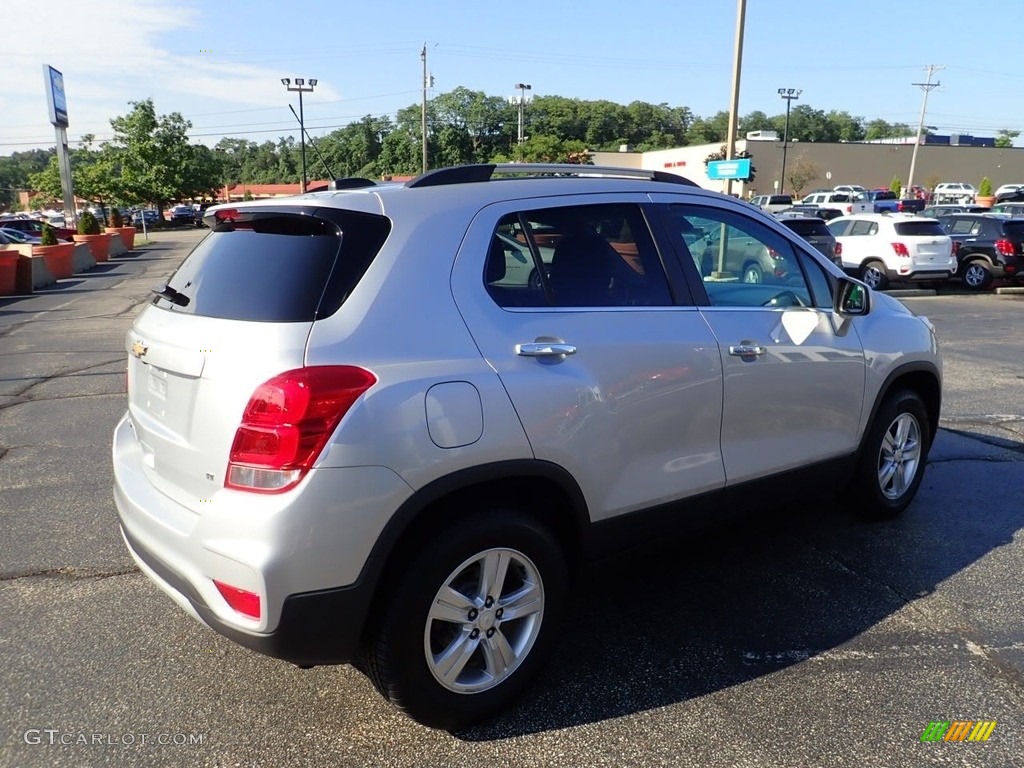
{"left": 32, "top": 223, "right": 76, "bottom": 279}
{"left": 977, "top": 177, "right": 996, "bottom": 208}
{"left": 104, "top": 207, "right": 136, "bottom": 251}
{"left": 72, "top": 209, "right": 114, "bottom": 262}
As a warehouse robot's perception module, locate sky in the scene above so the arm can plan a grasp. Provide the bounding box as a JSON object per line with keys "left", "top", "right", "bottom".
{"left": 4, "top": 0, "right": 1024, "bottom": 155}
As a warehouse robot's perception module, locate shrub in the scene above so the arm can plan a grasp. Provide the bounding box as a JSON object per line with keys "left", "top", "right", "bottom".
{"left": 889, "top": 177, "right": 902, "bottom": 197}
{"left": 979, "top": 177, "right": 993, "bottom": 197}
{"left": 40, "top": 223, "right": 59, "bottom": 246}
{"left": 78, "top": 210, "right": 101, "bottom": 235}
{"left": 109, "top": 208, "right": 124, "bottom": 228}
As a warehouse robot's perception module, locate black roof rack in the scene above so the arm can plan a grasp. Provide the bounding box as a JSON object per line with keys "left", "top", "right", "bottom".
{"left": 405, "top": 163, "right": 698, "bottom": 189}
{"left": 328, "top": 178, "right": 377, "bottom": 190}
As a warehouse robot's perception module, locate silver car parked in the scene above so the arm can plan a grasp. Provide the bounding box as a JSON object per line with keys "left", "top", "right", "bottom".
{"left": 113, "top": 163, "right": 942, "bottom": 731}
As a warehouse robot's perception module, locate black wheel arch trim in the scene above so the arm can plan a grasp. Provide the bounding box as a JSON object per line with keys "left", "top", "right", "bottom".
{"left": 858, "top": 360, "right": 942, "bottom": 458}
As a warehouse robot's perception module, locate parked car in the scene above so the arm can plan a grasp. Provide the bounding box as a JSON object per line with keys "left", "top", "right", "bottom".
{"left": 827, "top": 213, "right": 956, "bottom": 290}
{"left": 774, "top": 212, "right": 840, "bottom": 264}
{"left": 132, "top": 209, "right": 160, "bottom": 227}
{"left": 0, "top": 217, "right": 76, "bottom": 241}
{"left": 938, "top": 213, "right": 1024, "bottom": 290}
{"left": 114, "top": 163, "right": 942, "bottom": 731}
{"left": 994, "top": 183, "right": 1024, "bottom": 202}
{"left": 780, "top": 204, "right": 845, "bottom": 222}
{"left": 989, "top": 202, "right": 1024, "bottom": 217}
{"left": 918, "top": 204, "right": 989, "bottom": 218}
{"left": 0, "top": 227, "right": 42, "bottom": 244}
{"left": 749, "top": 194, "right": 794, "bottom": 212}
{"left": 167, "top": 205, "right": 196, "bottom": 225}
{"left": 867, "top": 189, "right": 927, "bottom": 214}
{"left": 799, "top": 191, "right": 873, "bottom": 216}
{"left": 833, "top": 184, "right": 868, "bottom": 196}
{"left": 932, "top": 182, "right": 977, "bottom": 205}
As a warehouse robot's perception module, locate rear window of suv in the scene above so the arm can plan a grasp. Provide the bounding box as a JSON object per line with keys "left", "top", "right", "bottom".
{"left": 1000, "top": 221, "right": 1024, "bottom": 237}
{"left": 779, "top": 218, "right": 830, "bottom": 237}
{"left": 154, "top": 209, "right": 390, "bottom": 322}
{"left": 894, "top": 220, "right": 946, "bottom": 237}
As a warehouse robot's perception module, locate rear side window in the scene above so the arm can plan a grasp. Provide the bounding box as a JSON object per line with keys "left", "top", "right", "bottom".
{"left": 154, "top": 210, "right": 389, "bottom": 322}
{"left": 894, "top": 220, "right": 946, "bottom": 237}
{"left": 781, "top": 218, "right": 830, "bottom": 237}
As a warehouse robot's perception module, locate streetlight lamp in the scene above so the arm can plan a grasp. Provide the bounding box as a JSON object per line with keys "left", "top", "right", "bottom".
{"left": 513, "top": 83, "right": 531, "bottom": 144}
{"left": 281, "top": 77, "right": 317, "bottom": 193}
{"left": 777, "top": 87, "right": 801, "bottom": 194}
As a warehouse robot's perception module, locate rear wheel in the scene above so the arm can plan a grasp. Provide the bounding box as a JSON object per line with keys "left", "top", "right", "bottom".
{"left": 742, "top": 263, "right": 763, "bottom": 284}
{"left": 860, "top": 260, "right": 889, "bottom": 291}
{"left": 961, "top": 260, "right": 993, "bottom": 290}
{"left": 363, "top": 510, "right": 567, "bottom": 731}
{"left": 849, "top": 389, "right": 930, "bottom": 520}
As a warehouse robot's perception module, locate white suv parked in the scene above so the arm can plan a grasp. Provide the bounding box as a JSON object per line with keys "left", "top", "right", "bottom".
{"left": 113, "top": 164, "right": 942, "bottom": 730}
{"left": 827, "top": 213, "right": 956, "bottom": 290}
{"left": 932, "top": 182, "right": 977, "bottom": 205}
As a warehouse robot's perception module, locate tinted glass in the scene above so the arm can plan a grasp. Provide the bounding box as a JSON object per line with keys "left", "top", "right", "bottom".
{"left": 781, "top": 218, "right": 831, "bottom": 237}
{"left": 486, "top": 203, "right": 673, "bottom": 308}
{"left": 1001, "top": 221, "right": 1024, "bottom": 237}
{"left": 155, "top": 211, "right": 389, "bottom": 322}
{"left": 894, "top": 220, "right": 946, "bottom": 237}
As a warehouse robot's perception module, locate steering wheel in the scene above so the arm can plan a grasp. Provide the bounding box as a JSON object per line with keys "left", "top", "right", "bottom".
{"left": 762, "top": 290, "right": 807, "bottom": 308}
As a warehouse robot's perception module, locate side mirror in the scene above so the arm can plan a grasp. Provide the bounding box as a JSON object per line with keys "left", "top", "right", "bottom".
{"left": 835, "top": 277, "right": 870, "bottom": 316}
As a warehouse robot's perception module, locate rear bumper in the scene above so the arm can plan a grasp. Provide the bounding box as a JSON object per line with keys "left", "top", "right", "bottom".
{"left": 112, "top": 412, "right": 413, "bottom": 664}
{"left": 122, "top": 525, "right": 372, "bottom": 664}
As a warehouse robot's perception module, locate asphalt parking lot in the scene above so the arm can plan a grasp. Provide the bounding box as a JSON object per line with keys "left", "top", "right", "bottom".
{"left": 1, "top": 230, "right": 1022, "bottom": 767}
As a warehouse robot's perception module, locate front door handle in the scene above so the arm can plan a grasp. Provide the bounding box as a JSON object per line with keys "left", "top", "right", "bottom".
{"left": 728, "top": 344, "right": 766, "bottom": 357}
{"left": 516, "top": 342, "right": 577, "bottom": 357}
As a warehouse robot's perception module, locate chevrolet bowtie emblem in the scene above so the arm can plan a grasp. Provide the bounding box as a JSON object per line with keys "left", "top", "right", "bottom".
{"left": 131, "top": 340, "right": 149, "bottom": 359}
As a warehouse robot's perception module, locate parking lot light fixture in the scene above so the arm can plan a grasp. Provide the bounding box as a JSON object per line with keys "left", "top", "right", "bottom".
{"left": 283, "top": 77, "right": 317, "bottom": 193}
{"left": 778, "top": 88, "right": 801, "bottom": 195}
{"left": 514, "top": 83, "right": 532, "bottom": 144}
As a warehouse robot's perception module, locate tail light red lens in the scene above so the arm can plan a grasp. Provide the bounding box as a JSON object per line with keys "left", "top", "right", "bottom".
{"left": 214, "top": 580, "right": 261, "bottom": 619}
{"left": 994, "top": 239, "right": 1015, "bottom": 257}
{"left": 834, "top": 242, "right": 843, "bottom": 258}
{"left": 891, "top": 242, "right": 910, "bottom": 257}
{"left": 226, "top": 366, "right": 377, "bottom": 493}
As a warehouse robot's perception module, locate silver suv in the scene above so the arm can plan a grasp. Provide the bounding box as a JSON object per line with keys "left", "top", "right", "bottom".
{"left": 113, "top": 163, "right": 942, "bottom": 731}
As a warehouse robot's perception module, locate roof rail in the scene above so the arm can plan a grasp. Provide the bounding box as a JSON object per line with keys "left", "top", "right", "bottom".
{"left": 405, "top": 163, "right": 698, "bottom": 189}
{"left": 328, "top": 178, "right": 377, "bottom": 190}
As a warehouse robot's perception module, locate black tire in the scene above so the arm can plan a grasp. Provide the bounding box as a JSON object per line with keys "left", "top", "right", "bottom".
{"left": 849, "top": 389, "right": 930, "bottom": 520}
{"left": 742, "top": 263, "right": 763, "bottom": 284}
{"left": 363, "top": 510, "right": 567, "bottom": 731}
{"left": 528, "top": 268, "right": 543, "bottom": 291}
{"left": 860, "top": 260, "right": 889, "bottom": 291}
{"left": 961, "top": 260, "right": 993, "bottom": 291}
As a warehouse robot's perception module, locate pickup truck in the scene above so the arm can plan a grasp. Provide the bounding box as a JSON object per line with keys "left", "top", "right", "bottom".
{"left": 868, "top": 190, "right": 927, "bottom": 214}
{"left": 799, "top": 191, "right": 873, "bottom": 216}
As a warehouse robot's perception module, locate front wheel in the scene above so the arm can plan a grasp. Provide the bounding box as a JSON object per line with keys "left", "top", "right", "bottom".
{"left": 363, "top": 510, "right": 567, "bottom": 731}
{"left": 849, "top": 389, "right": 930, "bottom": 520}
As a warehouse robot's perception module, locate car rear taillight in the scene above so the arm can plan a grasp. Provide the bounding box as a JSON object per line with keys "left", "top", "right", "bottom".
{"left": 834, "top": 242, "right": 842, "bottom": 259}
{"left": 213, "top": 580, "right": 261, "bottom": 619}
{"left": 891, "top": 242, "right": 910, "bottom": 257}
{"left": 994, "top": 239, "right": 1015, "bottom": 257}
{"left": 952, "top": 241, "right": 961, "bottom": 256}
{"left": 226, "top": 366, "right": 377, "bottom": 493}
{"left": 845, "top": 205, "right": 853, "bottom": 214}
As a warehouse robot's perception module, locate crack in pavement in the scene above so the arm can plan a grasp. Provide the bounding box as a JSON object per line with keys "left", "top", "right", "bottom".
{"left": 0, "top": 357, "right": 125, "bottom": 407}
{"left": 0, "top": 565, "right": 138, "bottom": 582}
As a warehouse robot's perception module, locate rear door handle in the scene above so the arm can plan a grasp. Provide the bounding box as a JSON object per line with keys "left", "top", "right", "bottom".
{"left": 728, "top": 344, "right": 766, "bottom": 357}
{"left": 516, "top": 342, "right": 577, "bottom": 357}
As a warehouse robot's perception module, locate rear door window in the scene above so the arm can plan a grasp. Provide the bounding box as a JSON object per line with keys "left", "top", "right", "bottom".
{"left": 154, "top": 209, "right": 389, "bottom": 322}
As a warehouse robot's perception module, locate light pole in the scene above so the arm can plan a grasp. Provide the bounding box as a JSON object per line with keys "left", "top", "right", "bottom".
{"left": 778, "top": 87, "right": 801, "bottom": 194}
{"left": 514, "top": 83, "right": 531, "bottom": 144}
{"left": 282, "top": 77, "right": 317, "bottom": 193}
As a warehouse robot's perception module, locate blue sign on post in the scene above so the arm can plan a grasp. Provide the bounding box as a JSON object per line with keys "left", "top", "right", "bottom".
{"left": 707, "top": 159, "right": 751, "bottom": 180}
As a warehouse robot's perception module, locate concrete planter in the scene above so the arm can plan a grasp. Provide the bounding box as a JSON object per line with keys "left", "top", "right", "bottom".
{"left": 0, "top": 250, "right": 18, "bottom": 295}
{"left": 31, "top": 242, "right": 76, "bottom": 279}
{"left": 72, "top": 232, "right": 113, "bottom": 262}
{"left": 105, "top": 226, "right": 135, "bottom": 250}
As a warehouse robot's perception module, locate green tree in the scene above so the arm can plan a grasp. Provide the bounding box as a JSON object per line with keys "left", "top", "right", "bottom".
{"left": 995, "top": 129, "right": 1020, "bottom": 148}
{"left": 107, "top": 99, "right": 218, "bottom": 213}
{"left": 890, "top": 177, "right": 902, "bottom": 196}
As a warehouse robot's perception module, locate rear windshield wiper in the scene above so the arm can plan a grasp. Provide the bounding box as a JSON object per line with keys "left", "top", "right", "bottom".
{"left": 151, "top": 283, "right": 190, "bottom": 307}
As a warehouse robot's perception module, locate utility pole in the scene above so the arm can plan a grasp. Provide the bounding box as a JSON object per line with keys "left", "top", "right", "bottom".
{"left": 778, "top": 88, "right": 802, "bottom": 194}
{"left": 723, "top": 0, "right": 746, "bottom": 198}
{"left": 421, "top": 43, "right": 429, "bottom": 174}
{"left": 906, "top": 65, "right": 942, "bottom": 200}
